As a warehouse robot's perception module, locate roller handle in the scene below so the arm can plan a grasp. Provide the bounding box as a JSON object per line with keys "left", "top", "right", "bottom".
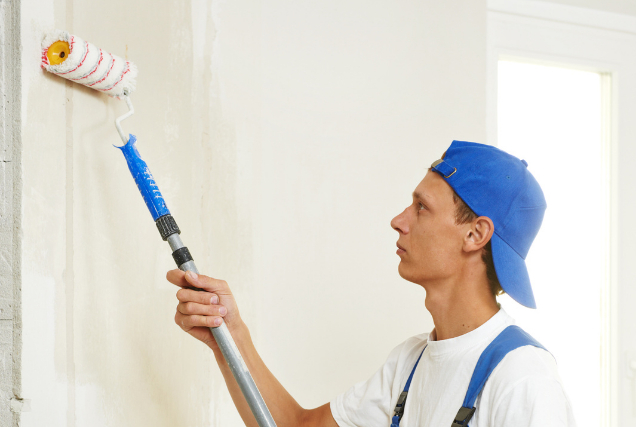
{"left": 117, "top": 136, "right": 277, "bottom": 427}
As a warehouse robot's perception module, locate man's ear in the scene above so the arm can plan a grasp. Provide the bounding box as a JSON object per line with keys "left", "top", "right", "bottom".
{"left": 463, "top": 216, "right": 494, "bottom": 252}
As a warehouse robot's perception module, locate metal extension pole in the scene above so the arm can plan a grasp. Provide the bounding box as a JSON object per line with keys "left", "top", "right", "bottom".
{"left": 167, "top": 234, "right": 277, "bottom": 427}
{"left": 115, "top": 96, "right": 277, "bottom": 427}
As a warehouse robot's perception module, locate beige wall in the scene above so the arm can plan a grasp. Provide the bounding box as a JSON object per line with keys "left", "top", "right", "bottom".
{"left": 20, "top": 1, "right": 486, "bottom": 426}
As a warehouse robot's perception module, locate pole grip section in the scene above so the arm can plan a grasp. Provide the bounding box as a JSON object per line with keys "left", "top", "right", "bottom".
{"left": 172, "top": 247, "right": 193, "bottom": 267}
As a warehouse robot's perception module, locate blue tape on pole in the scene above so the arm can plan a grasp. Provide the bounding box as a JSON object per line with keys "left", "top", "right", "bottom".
{"left": 116, "top": 134, "right": 170, "bottom": 221}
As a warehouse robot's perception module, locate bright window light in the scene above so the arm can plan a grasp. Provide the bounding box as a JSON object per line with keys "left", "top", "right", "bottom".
{"left": 497, "top": 60, "right": 608, "bottom": 427}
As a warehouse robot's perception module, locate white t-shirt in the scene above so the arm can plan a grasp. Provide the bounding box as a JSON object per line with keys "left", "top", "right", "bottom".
{"left": 330, "top": 308, "right": 576, "bottom": 427}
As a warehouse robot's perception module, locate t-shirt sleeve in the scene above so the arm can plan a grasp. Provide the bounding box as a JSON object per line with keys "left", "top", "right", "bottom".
{"left": 483, "top": 347, "right": 577, "bottom": 427}
{"left": 491, "top": 376, "right": 576, "bottom": 427}
{"left": 330, "top": 336, "right": 426, "bottom": 427}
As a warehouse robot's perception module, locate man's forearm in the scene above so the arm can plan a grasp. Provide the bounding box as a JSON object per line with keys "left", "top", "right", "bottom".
{"left": 211, "top": 322, "right": 305, "bottom": 427}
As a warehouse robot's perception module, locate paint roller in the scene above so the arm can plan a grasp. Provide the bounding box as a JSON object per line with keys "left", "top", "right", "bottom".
{"left": 42, "top": 30, "right": 277, "bottom": 427}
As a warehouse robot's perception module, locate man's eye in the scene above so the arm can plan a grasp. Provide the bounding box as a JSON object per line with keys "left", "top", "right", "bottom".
{"left": 418, "top": 202, "right": 426, "bottom": 211}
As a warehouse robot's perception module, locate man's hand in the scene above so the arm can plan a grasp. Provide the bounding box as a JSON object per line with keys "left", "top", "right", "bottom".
{"left": 166, "top": 269, "right": 244, "bottom": 351}
{"left": 166, "top": 269, "right": 338, "bottom": 427}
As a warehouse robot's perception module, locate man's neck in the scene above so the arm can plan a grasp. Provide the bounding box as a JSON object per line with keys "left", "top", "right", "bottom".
{"left": 423, "top": 274, "right": 500, "bottom": 341}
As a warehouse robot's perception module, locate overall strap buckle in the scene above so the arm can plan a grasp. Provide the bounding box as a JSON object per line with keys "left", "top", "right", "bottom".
{"left": 393, "top": 391, "right": 408, "bottom": 418}
{"left": 390, "top": 391, "right": 408, "bottom": 427}
{"left": 451, "top": 406, "right": 476, "bottom": 427}
{"left": 390, "top": 345, "right": 427, "bottom": 427}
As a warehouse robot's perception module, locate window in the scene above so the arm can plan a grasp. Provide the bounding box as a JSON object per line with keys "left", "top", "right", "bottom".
{"left": 497, "top": 59, "right": 609, "bottom": 427}
{"left": 487, "top": 3, "right": 635, "bottom": 425}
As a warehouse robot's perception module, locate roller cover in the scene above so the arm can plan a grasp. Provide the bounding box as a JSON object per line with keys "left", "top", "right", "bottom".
{"left": 41, "top": 29, "right": 137, "bottom": 99}
{"left": 117, "top": 135, "right": 170, "bottom": 220}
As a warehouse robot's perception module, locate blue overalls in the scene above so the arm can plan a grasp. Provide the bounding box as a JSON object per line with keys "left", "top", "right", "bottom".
{"left": 390, "top": 325, "right": 547, "bottom": 427}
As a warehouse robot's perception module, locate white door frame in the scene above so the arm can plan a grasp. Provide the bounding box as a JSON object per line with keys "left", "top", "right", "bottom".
{"left": 486, "top": 1, "right": 635, "bottom": 426}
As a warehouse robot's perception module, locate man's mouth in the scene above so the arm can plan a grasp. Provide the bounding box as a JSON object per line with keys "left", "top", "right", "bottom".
{"left": 396, "top": 242, "right": 406, "bottom": 254}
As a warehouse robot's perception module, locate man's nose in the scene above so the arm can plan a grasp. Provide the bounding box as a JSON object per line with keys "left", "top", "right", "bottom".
{"left": 391, "top": 207, "right": 410, "bottom": 234}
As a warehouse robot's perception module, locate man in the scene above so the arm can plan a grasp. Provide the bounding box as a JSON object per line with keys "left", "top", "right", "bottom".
{"left": 167, "top": 140, "right": 576, "bottom": 426}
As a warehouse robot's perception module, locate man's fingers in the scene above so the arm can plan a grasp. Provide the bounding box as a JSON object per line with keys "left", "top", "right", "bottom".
{"left": 166, "top": 269, "right": 190, "bottom": 288}
{"left": 175, "top": 312, "right": 224, "bottom": 329}
{"left": 166, "top": 269, "right": 230, "bottom": 294}
{"left": 176, "top": 288, "right": 219, "bottom": 305}
{"left": 185, "top": 271, "right": 231, "bottom": 294}
{"left": 177, "top": 301, "right": 227, "bottom": 317}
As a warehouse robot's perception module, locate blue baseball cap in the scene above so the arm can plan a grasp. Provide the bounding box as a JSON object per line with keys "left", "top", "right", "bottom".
{"left": 431, "top": 140, "right": 546, "bottom": 308}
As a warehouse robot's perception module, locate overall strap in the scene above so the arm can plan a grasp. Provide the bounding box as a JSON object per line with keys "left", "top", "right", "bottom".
{"left": 451, "top": 325, "right": 547, "bottom": 427}
{"left": 390, "top": 345, "right": 427, "bottom": 427}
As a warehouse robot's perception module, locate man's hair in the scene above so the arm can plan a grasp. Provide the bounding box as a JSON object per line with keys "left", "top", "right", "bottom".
{"left": 452, "top": 192, "right": 504, "bottom": 297}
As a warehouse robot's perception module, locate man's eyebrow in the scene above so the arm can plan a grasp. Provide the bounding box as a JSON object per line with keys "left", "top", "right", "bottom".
{"left": 412, "top": 191, "right": 432, "bottom": 201}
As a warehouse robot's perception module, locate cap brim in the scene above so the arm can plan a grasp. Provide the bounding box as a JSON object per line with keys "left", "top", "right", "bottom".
{"left": 491, "top": 234, "right": 537, "bottom": 309}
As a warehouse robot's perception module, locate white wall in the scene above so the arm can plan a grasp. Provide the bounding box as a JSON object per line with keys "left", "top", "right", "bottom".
{"left": 249, "top": 1, "right": 486, "bottom": 408}
{"left": 19, "top": 0, "right": 486, "bottom": 426}
{"left": 538, "top": 0, "right": 635, "bottom": 15}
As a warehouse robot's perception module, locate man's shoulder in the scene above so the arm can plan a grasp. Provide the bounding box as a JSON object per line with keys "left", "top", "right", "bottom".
{"left": 403, "top": 332, "right": 431, "bottom": 349}
{"left": 485, "top": 344, "right": 563, "bottom": 393}
{"left": 477, "top": 345, "right": 576, "bottom": 425}
{"left": 387, "top": 332, "right": 430, "bottom": 365}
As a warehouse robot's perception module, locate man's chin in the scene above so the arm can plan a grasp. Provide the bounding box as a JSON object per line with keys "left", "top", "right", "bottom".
{"left": 398, "top": 264, "right": 416, "bottom": 283}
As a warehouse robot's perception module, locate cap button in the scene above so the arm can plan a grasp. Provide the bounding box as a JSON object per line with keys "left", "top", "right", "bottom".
{"left": 521, "top": 159, "right": 528, "bottom": 168}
